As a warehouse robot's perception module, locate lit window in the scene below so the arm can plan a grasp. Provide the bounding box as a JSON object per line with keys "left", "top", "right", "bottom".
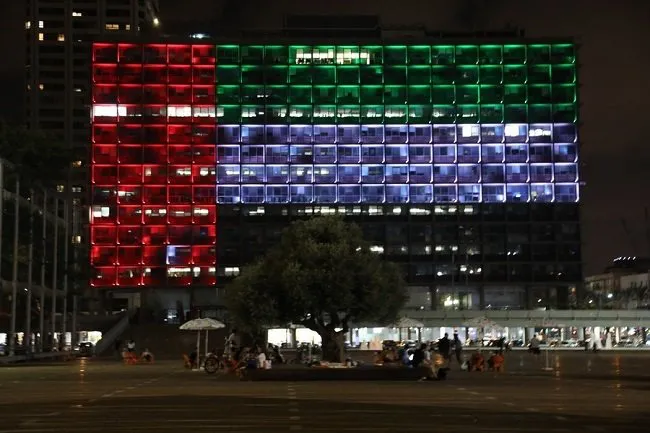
{"left": 72, "top": 235, "right": 82, "bottom": 244}
{"left": 105, "top": 24, "right": 119, "bottom": 31}
{"left": 38, "top": 33, "right": 44, "bottom": 41}
{"left": 91, "top": 206, "right": 111, "bottom": 219}
{"left": 125, "top": 24, "right": 131, "bottom": 31}
{"left": 57, "top": 185, "right": 65, "bottom": 192}
{"left": 224, "top": 267, "right": 240, "bottom": 277}
{"left": 57, "top": 34, "right": 65, "bottom": 42}
{"left": 39, "top": 84, "right": 44, "bottom": 90}
{"left": 192, "top": 106, "right": 215, "bottom": 118}
{"left": 25, "top": 21, "right": 31, "bottom": 29}
{"left": 72, "top": 160, "right": 82, "bottom": 168}
{"left": 38, "top": 21, "right": 44, "bottom": 29}
{"left": 72, "top": 12, "right": 82, "bottom": 17}
{"left": 72, "top": 186, "right": 82, "bottom": 193}
{"left": 92, "top": 104, "right": 126, "bottom": 117}
{"left": 168, "top": 105, "right": 192, "bottom": 117}
{"left": 153, "top": 17, "right": 160, "bottom": 27}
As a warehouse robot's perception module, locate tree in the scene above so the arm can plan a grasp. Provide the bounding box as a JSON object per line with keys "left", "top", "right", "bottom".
{"left": 227, "top": 216, "right": 407, "bottom": 362}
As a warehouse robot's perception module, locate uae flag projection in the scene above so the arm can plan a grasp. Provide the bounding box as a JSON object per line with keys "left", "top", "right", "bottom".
{"left": 90, "top": 42, "right": 579, "bottom": 288}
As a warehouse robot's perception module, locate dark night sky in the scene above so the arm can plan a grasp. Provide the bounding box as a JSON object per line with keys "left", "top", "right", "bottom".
{"left": 2, "top": 0, "right": 649, "bottom": 275}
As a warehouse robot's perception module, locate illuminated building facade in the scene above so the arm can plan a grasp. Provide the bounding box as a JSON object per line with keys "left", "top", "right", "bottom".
{"left": 90, "top": 41, "right": 581, "bottom": 315}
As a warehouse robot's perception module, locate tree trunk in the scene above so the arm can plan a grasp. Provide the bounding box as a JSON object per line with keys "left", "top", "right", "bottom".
{"left": 320, "top": 330, "right": 345, "bottom": 363}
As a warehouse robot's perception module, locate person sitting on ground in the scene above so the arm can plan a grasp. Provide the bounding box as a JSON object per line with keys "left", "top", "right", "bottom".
{"left": 256, "top": 347, "right": 269, "bottom": 369}
{"left": 140, "top": 348, "right": 154, "bottom": 363}
{"left": 469, "top": 352, "right": 485, "bottom": 372}
{"left": 188, "top": 350, "right": 198, "bottom": 368}
{"left": 411, "top": 343, "right": 426, "bottom": 368}
{"left": 487, "top": 352, "right": 504, "bottom": 372}
{"left": 126, "top": 339, "right": 136, "bottom": 353}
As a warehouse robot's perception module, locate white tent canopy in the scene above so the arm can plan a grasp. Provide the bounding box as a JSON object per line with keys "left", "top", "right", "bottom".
{"left": 179, "top": 318, "right": 226, "bottom": 370}
{"left": 394, "top": 317, "right": 425, "bottom": 328}
{"left": 463, "top": 316, "right": 503, "bottom": 330}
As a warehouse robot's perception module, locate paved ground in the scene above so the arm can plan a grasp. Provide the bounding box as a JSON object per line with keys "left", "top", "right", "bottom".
{"left": 1, "top": 352, "right": 649, "bottom": 432}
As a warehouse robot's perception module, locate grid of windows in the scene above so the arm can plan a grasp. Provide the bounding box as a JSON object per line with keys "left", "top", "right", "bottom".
{"left": 91, "top": 43, "right": 218, "bottom": 287}
{"left": 212, "top": 44, "right": 578, "bottom": 204}
{"left": 90, "top": 42, "right": 579, "bottom": 288}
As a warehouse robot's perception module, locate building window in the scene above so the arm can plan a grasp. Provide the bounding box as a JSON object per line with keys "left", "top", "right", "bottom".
{"left": 105, "top": 24, "right": 119, "bottom": 31}
{"left": 125, "top": 24, "right": 131, "bottom": 31}
{"left": 38, "top": 33, "right": 44, "bottom": 41}
{"left": 57, "top": 34, "right": 65, "bottom": 42}
{"left": 72, "top": 12, "right": 82, "bottom": 17}
{"left": 25, "top": 21, "right": 31, "bottom": 29}
{"left": 38, "top": 21, "right": 44, "bottom": 29}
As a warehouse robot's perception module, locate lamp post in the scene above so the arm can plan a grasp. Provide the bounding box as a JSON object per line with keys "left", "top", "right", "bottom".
{"left": 25, "top": 189, "right": 35, "bottom": 353}
{"left": 451, "top": 245, "right": 458, "bottom": 308}
{"left": 38, "top": 190, "right": 47, "bottom": 352}
{"left": 9, "top": 178, "right": 20, "bottom": 356}
{"left": 61, "top": 198, "right": 69, "bottom": 349}
{"left": 51, "top": 197, "right": 59, "bottom": 349}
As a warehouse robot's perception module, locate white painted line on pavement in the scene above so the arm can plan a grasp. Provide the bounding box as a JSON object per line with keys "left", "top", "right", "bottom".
{"left": 289, "top": 416, "right": 301, "bottom": 421}
{"left": 556, "top": 416, "right": 567, "bottom": 421}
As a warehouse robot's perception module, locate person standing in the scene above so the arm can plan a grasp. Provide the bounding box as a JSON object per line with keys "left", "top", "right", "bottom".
{"left": 452, "top": 333, "right": 463, "bottom": 365}
{"left": 438, "top": 333, "right": 451, "bottom": 362}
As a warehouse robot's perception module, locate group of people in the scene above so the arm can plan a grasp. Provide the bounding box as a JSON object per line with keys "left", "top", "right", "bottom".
{"left": 117, "top": 339, "right": 155, "bottom": 364}
{"left": 187, "top": 329, "right": 273, "bottom": 373}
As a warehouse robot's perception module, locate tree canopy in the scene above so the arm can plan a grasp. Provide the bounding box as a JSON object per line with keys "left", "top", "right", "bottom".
{"left": 227, "top": 216, "right": 407, "bottom": 361}
{"left": 0, "top": 121, "right": 76, "bottom": 186}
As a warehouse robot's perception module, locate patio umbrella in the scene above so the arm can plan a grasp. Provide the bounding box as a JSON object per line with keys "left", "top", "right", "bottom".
{"left": 179, "top": 318, "right": 226, "bottom": 368}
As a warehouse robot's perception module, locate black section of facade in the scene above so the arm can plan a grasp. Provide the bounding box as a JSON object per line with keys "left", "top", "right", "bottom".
{"left": 215, "top": 202, "right": 581, "bottom": 311}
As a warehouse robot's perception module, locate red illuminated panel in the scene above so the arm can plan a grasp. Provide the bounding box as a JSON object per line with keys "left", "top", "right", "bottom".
{"left": 90, "top": 42, "right": 217, "bottom": 289}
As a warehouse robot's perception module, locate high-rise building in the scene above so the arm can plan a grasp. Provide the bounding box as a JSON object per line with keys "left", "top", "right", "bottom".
{"left": 25, "top": 1, "right": 160, "bottom": 308}
{"left": 25, "top": 0, "right": 159, "bottom": 154}
{"left": 90, "top": 41, "right": 581, "bottom": 318}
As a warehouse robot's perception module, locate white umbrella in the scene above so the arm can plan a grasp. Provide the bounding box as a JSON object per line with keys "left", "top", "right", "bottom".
{"left": 180, "top": 318, "right": 225, "bottom": 369}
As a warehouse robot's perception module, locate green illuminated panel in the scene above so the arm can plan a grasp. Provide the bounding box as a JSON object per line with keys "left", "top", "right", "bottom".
{"left": 213, "top": 43, "right": 578, "bottom": 125}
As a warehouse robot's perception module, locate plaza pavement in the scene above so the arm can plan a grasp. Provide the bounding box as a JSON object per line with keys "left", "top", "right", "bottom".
{"left": 0, "top": 352, "right": 649, "bottom": 432}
